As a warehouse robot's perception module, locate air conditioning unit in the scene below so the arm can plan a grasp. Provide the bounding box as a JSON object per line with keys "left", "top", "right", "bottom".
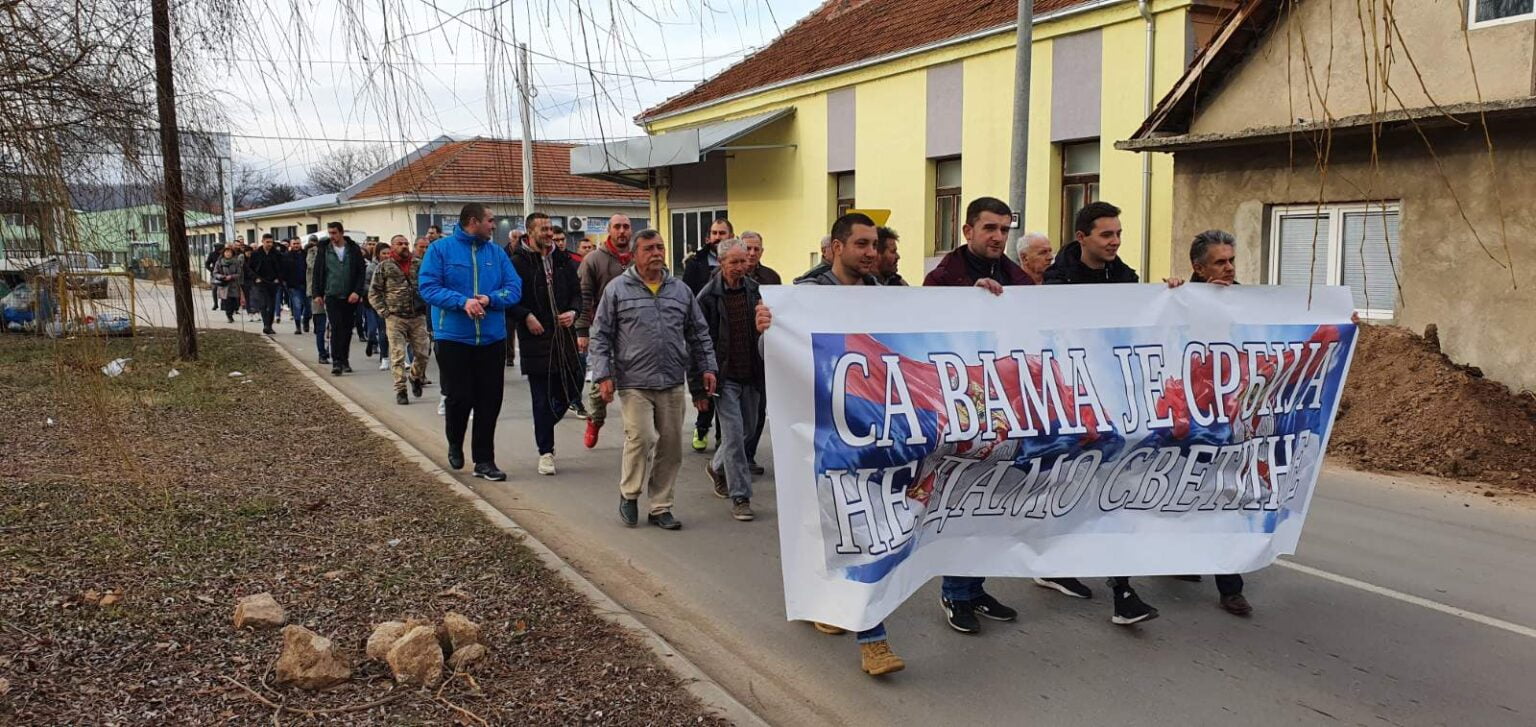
{"left": 566, "top": 216, "right": 585, "bottom": 233}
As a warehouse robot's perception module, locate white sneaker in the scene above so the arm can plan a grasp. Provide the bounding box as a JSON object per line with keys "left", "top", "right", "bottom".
{"left": 378, "top": 358, "right": 389, "bottom": 371}
{"left": 537, "top": 453, "right": 556, "bottom": 476}
{"left": 437, "top": 395, "right": 446, "bottom": 416}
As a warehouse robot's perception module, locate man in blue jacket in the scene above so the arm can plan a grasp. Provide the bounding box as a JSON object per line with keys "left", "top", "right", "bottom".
{"left": 417, "top": 203, "right": 522, "bottom": 482}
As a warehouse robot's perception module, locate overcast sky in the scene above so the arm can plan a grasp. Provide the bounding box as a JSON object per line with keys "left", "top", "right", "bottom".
{"left": 211, "top": 0, "right": 821, "bottom": 187}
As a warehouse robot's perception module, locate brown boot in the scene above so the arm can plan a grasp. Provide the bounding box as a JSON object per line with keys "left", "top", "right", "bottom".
{"left": 860, "top": 640, "right": 905, "bottom": 676}
{"left": 812, "top": 622, "right": 846, "bottom": 635}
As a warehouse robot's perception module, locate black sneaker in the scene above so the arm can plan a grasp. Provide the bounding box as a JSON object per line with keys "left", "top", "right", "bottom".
{"left": 341, "top": 363, "right": 353, "bottom": 373}
{"left": 647, "top": 511, "right": 682, "bottom": 530}
{"left": 1111, "top": 586, "right": 1160, "bottom": 625}
{"left": 447, "top": 449, "right": 465, "bottom": 470}
{"left": 1033, "top": 577, "right": 1094, "bottom": 599}
{"left": 293, "top": 327, "right": 302, "bottom": 335}
{"left": 706, "top": 464, "right": 728, "bottom": 498}
{"left": 319, "top": 354, "right": 330, "bottom": 365}
{"left": 940, "top": 596, "right": 980, "bottom": 634}
{"left": 473, "top": 463, "right": 507, "bottom": 481}
{"left": 618, "top": 498, "right": 638, "bottom": 527}
{"left": 749, "top": 462, "right": 765, "bottom": 475}
{"left": 971, "top": 592, "right": 1018, "bottom": 622}
{"left": 410, "top": 378, "right": 423, "bottom": 398}
{"left": 331, "top": 365, "right": 343, "bottom": 376}
{"left": 396, "top": 391, "right": 409, "bottom": 405}
{"left": 262, "top": 327, "right": 275, "bottom": 335}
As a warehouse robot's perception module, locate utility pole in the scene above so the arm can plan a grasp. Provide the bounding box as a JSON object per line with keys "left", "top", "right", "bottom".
{"left": 517, "top": 42, "right": 535, "bottom": 219}
{"left": 151, "top": 0, "right": 198, "bottom": 360}
{"left": 1005, "top": 0, "right": 1034, "bottom": 259}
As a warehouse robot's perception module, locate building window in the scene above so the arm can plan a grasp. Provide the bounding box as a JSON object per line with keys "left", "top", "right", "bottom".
{"left": 141, "top": 214, "right": 166, "bottom": 234}
{"left": 1270, "top": 203, "right": 1402, "bottom": 319}
{"left": 669, "top": 207, "right": 728, "bottom": 270}
{"left": 1061, "top": 141, "right": 1100, "bottom": 239}
{"left": 1469, "top": 0, "right": 1535, "bottom": 27}
{"left": 933, "top": 158, "right": 962, "bottom": 253}
{"left": 835, "top": 172, "right": 856, "bottom": 217}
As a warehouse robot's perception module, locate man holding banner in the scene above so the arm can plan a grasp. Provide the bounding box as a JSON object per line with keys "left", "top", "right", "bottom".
{"left": 757, "top": 212, "right": 907, "bottom": 677}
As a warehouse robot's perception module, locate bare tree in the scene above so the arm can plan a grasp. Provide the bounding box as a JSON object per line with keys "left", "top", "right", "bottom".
{"left": 306, "top": 144, "right": 395, "bottom": 193}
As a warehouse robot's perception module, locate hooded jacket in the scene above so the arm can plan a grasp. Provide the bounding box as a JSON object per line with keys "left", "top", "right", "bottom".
{"left": 1042, "top": 241, "right": 1139, "bottom": 285}
{"left": 509, "top": 242, "right": 580, "bottom": 376}
{"left": 588, "top": 266, "right": 716, "bottom": 392}
{"left": 417, "top": 227, "right": 522, "bottom": 346}
{"left": 924, "top": 245, "right": 1034, "bottom": 287}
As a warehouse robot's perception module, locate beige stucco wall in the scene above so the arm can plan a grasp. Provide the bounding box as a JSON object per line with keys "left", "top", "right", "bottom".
{"left": 1191, "top": 1, "right": 1535, "bottom": 136}
{"left": 1168, "top": 118, "right": 1536, "bottom": 392}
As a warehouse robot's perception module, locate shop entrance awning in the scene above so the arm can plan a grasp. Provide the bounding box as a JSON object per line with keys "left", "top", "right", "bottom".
{"left": 570, "top": 107, "right": 795, "bottom": 188}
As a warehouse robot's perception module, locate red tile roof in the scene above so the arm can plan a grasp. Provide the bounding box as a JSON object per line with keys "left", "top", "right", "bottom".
{"left": 639, "top": 0, "right": 1096, "bottom": 121}
{"left": 350, "top": 139, "right": 647, "bottom": 201}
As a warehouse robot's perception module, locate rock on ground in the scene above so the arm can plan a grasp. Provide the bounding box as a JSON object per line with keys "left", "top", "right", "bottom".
{"left": 447, "top": 643, "right": 487, "bottom": 671}
{"left": 437, "top": 611, "right": 480, "bottom": 654}
{"left": 232, "top": 593, "right": 287, "bottom": 629}
{"left": 386, "top": 625, "right": 444, "bottom": 686}
{"left": 365, "top": 619, "right": 429, "bottom": 662}
{"left": 274, "top": 625, "right": 351, "bottom": 691}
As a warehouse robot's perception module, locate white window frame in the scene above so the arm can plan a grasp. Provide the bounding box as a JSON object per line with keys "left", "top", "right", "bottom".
{"left": 1467, "top": 1, "right": 1536, "bottom": 29}
{"left": 1268, "top": 201, "right": 1402, "bottom": 320}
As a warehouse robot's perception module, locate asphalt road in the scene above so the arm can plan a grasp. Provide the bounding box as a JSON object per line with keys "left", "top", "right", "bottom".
{"left": 139, "top": 284, "right": 1536, "bottom": 726}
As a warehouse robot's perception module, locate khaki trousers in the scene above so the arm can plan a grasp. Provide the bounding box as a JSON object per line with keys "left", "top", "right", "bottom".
{"left": 618, "top": 385, "right": 686, "bottom": 515}
{"left": 385, "top": 315, "right": 432, "bottom": 392}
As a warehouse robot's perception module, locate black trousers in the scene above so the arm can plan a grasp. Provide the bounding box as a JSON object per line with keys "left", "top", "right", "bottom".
{"left": 324, "top": 297, "right": 358, "bottom": 366}
{"left": 256, "top": 282, "right": 278, "bottom": 330}
{"left": 1214, "top": 573, "right": 1245, "bottom": 597}
{"left": 437, "top": 338, "right": 507, "bottom": 465}
{"left": 746, "top": 397, "right": 766, "bottom": 463}
{"left": 528, "top": 372, "right": 571, "bottom": 455}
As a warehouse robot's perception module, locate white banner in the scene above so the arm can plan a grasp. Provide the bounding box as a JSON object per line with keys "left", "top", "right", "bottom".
{"left": 761, "top": 283, "right": 1358, "bottom": 631}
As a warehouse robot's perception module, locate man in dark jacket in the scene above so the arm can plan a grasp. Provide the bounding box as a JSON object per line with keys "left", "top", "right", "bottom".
{"left": 1040, "top": 200, "right": 1181, "bottom": 627}
{"left": 793, "top": 236, "right": 833, "bottom": 283}
{"left": 308, "top": 221, "right": 367, "bottom": 375}
{"left": 683, "top": 217, "right": 733, "bottom": 452}
{"left": 1042, "top": 200, "right": 1141, "bottom": 285}
{"left": 502, "top": 229, "right": 527, "bottom": 366}
{"left": 281, "top": 238, "right": 310, "bottom": 335}
{"left": 697, "top": 238, "right": 763, "bottom": 522}
{"left": 740, "top": 230, "right": 779, "bottom": 475}
{"left": 248, "top": 233, "right": 284, "bottom": 334}
{"left": 913, "top": 197, "right": 1024, "bottom": 637}
{"left": 509, "top": 212, "right": 581, "bottom": 476}
{"left": 924, "top": 197, "right": 1033, "bottom": 288}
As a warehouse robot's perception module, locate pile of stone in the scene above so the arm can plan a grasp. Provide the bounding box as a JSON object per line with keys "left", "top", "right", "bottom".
{"left": 232, "top": 592, "right": 489, "bottom": 691}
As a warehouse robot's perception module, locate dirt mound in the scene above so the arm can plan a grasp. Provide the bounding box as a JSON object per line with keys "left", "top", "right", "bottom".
{"left": 1331, "top": 323, "right": 1536, "bottom": 491}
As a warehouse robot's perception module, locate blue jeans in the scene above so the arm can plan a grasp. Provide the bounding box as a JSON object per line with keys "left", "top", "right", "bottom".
{"left": 856, "top": 622, "right": 887, "bottom": 644}
{"left": 363, "top": 306, "right": 387, "bottom": 358}
{"left": 312, "top": 312, "right": 329, "bottom": 358}
{"left": 941, "top": 576, "right": 985, "bottom": 602}
{"left": 286, "top": 287, "right": 308, "bottom": 327}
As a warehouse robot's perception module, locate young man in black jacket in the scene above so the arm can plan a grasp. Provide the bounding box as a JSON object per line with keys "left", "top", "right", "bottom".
{"left": 280, "top": 238, "right": 310, "bottom": 335}
{"left": 1042, "top": 200, "right": 1183, "bottom": 626}
{"left": 308, "top": 222, "right": 367, "bottom": 375}
{"left": 509, "top": 213, "right": 581, "bottom": 476}
{"left": 248, "top": 234, "right": 285, "bottom": 334}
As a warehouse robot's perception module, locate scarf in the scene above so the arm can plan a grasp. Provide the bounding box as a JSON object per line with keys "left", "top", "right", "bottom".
{"left": 392, "top": 249, "right": 413, "bottom": 277}
{"left": 605, "top": 237, "right": 632, "bottom": 266}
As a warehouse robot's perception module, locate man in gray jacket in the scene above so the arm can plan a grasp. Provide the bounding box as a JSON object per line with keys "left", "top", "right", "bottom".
{"left": 589, "top": 228, "right": 717, "bottom": 531}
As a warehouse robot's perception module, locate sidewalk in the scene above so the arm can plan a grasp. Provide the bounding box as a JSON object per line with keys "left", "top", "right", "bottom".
{"left": 134, "top": 283, "right": 1536, "bottom": 725}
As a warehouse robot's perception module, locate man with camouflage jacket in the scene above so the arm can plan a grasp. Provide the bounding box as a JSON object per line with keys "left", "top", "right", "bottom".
{"left": 369, "top": 234, "right": 432, "bottom": 405}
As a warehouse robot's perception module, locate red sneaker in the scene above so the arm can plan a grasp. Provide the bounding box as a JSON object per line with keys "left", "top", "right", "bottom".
{"left": 584, "top": 420, "right": 602, "bottom": 448}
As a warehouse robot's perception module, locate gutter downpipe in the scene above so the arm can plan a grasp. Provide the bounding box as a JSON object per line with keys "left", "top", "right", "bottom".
{"left": 1138, "top": 0, "right": 1155, "bottom": 280}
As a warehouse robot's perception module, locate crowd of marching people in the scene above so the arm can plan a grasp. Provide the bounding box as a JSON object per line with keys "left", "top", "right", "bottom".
{"left": 211, "top": 197, "right": 1262, "bottom": 679}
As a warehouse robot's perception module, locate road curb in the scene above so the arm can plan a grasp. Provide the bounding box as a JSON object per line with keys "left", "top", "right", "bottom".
{"left": 262, "top": 336, "right": 769, "bottom": 727}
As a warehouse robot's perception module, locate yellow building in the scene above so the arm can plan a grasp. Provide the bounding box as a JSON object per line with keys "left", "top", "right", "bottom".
{"left": 573, "top": 0, "right": 1231, "bottom": 280}
{"left": 188, "top": 136, "right": 648, "bottom": 262}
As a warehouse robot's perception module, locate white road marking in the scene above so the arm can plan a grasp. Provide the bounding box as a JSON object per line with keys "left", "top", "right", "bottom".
{"left": 1275, "top": 559, "right": 1536, "bottom": 640}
